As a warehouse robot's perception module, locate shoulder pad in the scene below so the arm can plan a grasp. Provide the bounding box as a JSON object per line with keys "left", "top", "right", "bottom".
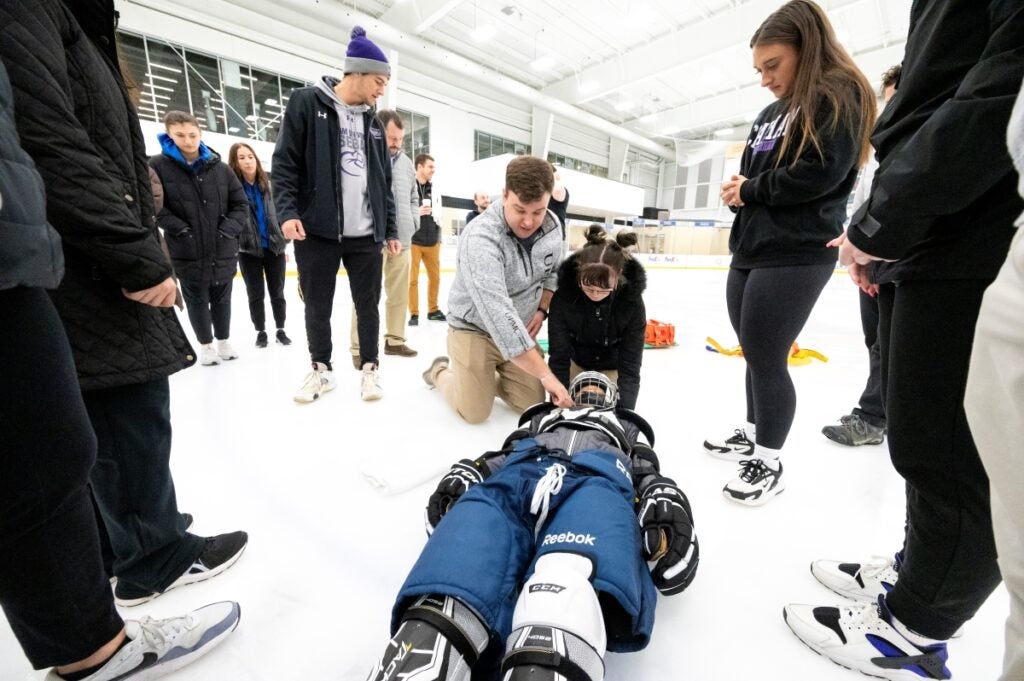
{"left": 615, "top": 408, "right": 655, "bottom": 446}
{"left": 518, "top": 401, "right": 556, "bottom": 427}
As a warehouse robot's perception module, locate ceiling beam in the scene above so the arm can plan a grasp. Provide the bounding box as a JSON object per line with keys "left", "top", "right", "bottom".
{"left": 631, "top": 41, "right": 907, "bottom": 140}
{"left": 541, "top": 0, "right": 862, "bottom": 104}
{"left": 122, "top": 0, "right": 675, "bottom": 159}
{"left": 380, "top": 0, "right": 468, "bottom": 35}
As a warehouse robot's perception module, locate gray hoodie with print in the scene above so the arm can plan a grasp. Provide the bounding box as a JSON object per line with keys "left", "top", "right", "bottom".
{"left": 447, "top": 202, "right": 564, "bottom": 359}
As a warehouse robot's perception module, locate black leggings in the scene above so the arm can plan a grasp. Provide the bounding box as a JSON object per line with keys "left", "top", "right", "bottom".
{"left": 238, "top": 250, "right": 286, "bottom": 331}
{"left": 726, "top": 264, "right": 834, "bottom": 449}
{"left": 0, "top": 288, "right": 122, "bottom": 667}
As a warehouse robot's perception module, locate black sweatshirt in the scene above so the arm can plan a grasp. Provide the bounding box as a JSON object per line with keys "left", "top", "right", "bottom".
{"left": 848, "top": 0, "right": 1024, "bottom": 283}
{"left": 730, "top": 97, "right": 862, "bottom": 269}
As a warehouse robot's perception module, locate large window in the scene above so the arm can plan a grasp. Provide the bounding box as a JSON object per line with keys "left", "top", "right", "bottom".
{"left": 117, "top": 30, "right": 310, "bottom": 144}
{"left": 398, "top": 109, "right": 430, "bottom": 159}
{"left": 548, "top": 152, "right": 608, "bottom": 178}
{"left": 474, "top": 131, "right": 529, "bottom": 161}
{"left": 136, "top": 40, "right": 191, "bottom": 123}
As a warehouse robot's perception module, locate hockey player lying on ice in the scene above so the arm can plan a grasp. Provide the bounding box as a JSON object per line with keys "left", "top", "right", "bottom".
{"left": 367, "top": 371, "right": 699, "bottom": 680}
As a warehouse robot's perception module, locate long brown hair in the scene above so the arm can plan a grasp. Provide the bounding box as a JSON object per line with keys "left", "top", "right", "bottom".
{"left": 751, "top": 0, "right": 875, "bottom": 167}
{"left": 228, "top": 142, "right": 270, "bottom": 193}
{"left": 577, "top": 225, "right": 638, "bottom": 290}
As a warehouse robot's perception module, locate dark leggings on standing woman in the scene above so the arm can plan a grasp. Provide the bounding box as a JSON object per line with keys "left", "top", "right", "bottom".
{"left": 0, "top": 288, "right": 122, "bottom": 667}
{"left": 726, "top": 264, "right": 834, "bottom": 449}
{"left": 238, "top": 250, "right": 286, "bottom": 332}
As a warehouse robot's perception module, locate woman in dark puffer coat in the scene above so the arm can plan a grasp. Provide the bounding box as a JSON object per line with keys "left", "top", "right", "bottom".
{"left": 547, "top": 226, "right": 647, "bottom": 410}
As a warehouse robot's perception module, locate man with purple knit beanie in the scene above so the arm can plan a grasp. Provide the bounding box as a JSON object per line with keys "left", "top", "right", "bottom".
{"left": 273, "top": 26, "right": 400, "bottom": 404}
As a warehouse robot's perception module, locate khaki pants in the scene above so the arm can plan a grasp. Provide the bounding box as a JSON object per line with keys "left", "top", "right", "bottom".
{"left": 351, "top": 248, "right": 412, "bottom": 356}
{"left": 436, "top": 328, "right": 544, "bottom": 424}
{"left": 568, "top": 360, "right": 618, "bottom": 388}
{"left": 965, "top": 227, "right": 1024, "bottom": 681}
{"left": 410, "top": 243, "right": 441, "bottom": 315}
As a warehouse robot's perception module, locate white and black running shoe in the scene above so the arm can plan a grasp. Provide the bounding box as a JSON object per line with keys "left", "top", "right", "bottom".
{"left": 722, "top": 459, "right": 784, "bottom": 506}
{"left": 703, "top": 428, "right": 755, "bottom": 462}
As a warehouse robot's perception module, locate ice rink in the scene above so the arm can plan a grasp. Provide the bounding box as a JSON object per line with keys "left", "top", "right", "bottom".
{"left": 0, "top": 261, "right": 1008, "bottom": 680}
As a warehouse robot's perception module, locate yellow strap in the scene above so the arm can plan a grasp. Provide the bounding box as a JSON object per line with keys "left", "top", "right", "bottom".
{"left": 705, "top": 336, "right": 744, "bottom": 356}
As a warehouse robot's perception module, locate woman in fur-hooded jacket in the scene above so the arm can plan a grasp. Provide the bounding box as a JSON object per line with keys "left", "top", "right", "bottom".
{"left": 547, "top": 226, "right": 647, "bottom": 410}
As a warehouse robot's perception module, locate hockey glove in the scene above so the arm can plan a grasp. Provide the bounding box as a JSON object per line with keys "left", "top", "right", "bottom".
{"left": 637, "top": 477, "right": 699, "bottom": 595}
{"left": 425, "top": 459, "right": 485, "bottom": 535}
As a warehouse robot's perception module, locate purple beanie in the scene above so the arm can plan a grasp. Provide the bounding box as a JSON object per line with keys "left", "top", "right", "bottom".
{"left": 344, "top": 26, "right": 390, "bottom": 76}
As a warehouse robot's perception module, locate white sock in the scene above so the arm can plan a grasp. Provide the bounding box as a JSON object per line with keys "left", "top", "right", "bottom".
{"left": 745, "top": 422, "right": 756, "bottom": 439}
{"left": 889, "top": 610, "right": 945, "bottom": 647}
{"left": 756, "top": 444, "right": 781, "bottom": 469}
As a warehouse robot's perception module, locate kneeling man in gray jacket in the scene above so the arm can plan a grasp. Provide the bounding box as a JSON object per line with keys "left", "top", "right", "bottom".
{"left": 422, "top": 156, "right": 573, "bottom": 423}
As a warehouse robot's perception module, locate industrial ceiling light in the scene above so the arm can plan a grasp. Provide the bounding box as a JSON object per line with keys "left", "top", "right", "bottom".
{"left": 473, "top": 23, "right": 497, "bottom": 42}
{"left": 530, "top": 54, "right": 556, "bottom": 70}
{"left": 614, "top": 100, "right": 635, "bottom": 112}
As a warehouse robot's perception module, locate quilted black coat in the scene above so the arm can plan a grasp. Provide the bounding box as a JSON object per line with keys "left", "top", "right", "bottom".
{"left": 0, "top": 0, "right": 195, "bottom": 390}
{"left": 547, "top": 255, "right": 647, "bottom": 410}
{"left": 149, "top": 151, "right": 248, "bottom": 284}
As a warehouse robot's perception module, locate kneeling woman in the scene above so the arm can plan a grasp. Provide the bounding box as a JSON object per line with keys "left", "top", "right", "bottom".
{"left": 547, "top": 226, "right": 646, "bottom": 410}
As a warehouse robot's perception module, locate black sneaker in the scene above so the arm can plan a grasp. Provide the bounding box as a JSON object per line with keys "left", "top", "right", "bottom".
{"left": 255, "top": 331, "right": 268, "bottom": 348}
{"left": 409, "top": 314, "right": 419, "bottom": 326}
{"left": 276, "top": 329, "right": 292, "bottom": 345}
{"left": 822, "top": 413, "right": 885, "bottom": 446}
{"left": 427, "top": 310, "right": 447, "bottom": 321}
{"left": 114, "top": 531, "right": 249, "bottom": 607}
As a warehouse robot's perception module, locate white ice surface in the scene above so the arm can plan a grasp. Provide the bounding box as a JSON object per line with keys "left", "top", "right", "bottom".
{"left": 0, "top": 266, "right": 1007, "bottom": 681}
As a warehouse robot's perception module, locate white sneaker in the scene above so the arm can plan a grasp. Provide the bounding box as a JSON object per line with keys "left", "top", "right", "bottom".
{"left": 703, "top": 428, "right": 755, "bottom": 461}
{"left": 294, "top": 362, "right": 336, "bottom": 403}
{"left": 199, "top": 344, "right": 219, "bottom": 366}
{"left": 43, "top": 601, "right": 241, "bottom": 681}
{"left": 216, "top": 339, "right": 238, "bottom": 361}
{"left": 812, "top": 554, "right": 901, "bottom": 602}
{"left": 361, "top": 363, "right": 383, "bottom": 401}
{"left": 783, "top": 598, "right": 952, "bottom": 680}
{"left": 722, "top": 458, "right": 784, "bottom": 506}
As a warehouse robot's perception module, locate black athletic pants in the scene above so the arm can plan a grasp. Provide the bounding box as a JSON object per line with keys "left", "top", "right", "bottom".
{"left": 83, "top": 377, "right": 204, "bottom": 596}
{"left": 294, "top": 234, "right": 382, "bottom": 368}
{"left": 878, "top": 279, "right": 1001, "bottom": 639}
{"left": 238, "top": 250, "right": 286, "bottom": 332}
{"left": 0, "top": 288, "right": 122, "bottom": 668}
{"left": 726, "top": 264, "right": 834, "bottom": 450}
{"left": 180, "top": 279, "right": 233, "bottom": 344}
{"left": 852, "top": 288, "right": 885, "bottom": 427}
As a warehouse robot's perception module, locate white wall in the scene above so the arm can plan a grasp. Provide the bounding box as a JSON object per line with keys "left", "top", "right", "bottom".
{"left": 140, "top": 120, "right": 277, "bottom": 163}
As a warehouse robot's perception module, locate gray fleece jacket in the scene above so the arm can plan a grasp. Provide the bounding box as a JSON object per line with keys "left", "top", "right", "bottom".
{"left": 390, "top": 150, "right": 418, "bottom": 247}
{"left": 447, "top": 202, "right": 564, "bottom": 359}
